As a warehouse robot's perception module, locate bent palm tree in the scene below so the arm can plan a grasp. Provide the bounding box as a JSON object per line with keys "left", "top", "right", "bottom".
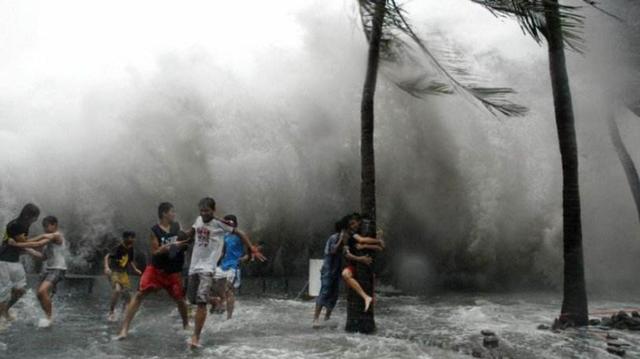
{"left": 470, "top": 0, "right": 606, "bottom": 326}
{"left": 609, "top": 106, "right": 640, "bottom": 224}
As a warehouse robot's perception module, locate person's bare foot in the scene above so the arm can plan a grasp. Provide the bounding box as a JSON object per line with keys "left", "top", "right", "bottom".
{"left": 107, "top": 312, "right": 117, "bottom": 322}
{"left": 363, "top": 296, "right": 373, "bottom": 312}
{"left": 115, "top": 330, "right": 128, "bottom": 340}
{"left": 188, "top": 336, "right": 201, "bottom": 349}
{"left": 3, "top": 310, "right": 16, "bottom": 321}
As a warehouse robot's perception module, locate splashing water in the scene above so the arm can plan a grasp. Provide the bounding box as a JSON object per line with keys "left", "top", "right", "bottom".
{"left": 1, "top": 278, "right": 640, "bottom": 358}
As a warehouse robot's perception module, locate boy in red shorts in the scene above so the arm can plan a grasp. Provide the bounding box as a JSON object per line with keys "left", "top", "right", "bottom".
{"left": 117, "top": 202, "right": 191, "bottom": 339}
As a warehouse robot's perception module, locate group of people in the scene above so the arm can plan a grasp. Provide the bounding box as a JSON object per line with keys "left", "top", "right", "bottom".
{"left": 313, "top": 213, "right": 384, "bottom": 327}
{"left": 0, "top": 201, "right": 385, "bottom": 348}
{"left": 0, "top": 198, "right": 266, "bottom": 348}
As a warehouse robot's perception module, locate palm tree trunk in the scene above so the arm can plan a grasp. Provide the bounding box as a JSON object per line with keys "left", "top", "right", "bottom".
{"left": 608, "top": 111, "right": 640, "bottom": 224}
{"left": 360, "top": 0, "right": 385, "bottom": 222}
{"left": 346, "top": 0, "right": 386, "bottom": 334}
{"left": 544, "top": 0, "right": 589, "bottom": 326}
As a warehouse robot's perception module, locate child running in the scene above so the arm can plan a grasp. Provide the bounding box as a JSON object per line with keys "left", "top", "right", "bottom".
{"left": 104, "top": 231, "right": 142, "bottom": 321}
{"left": 313, "top": 216, "right": 347, "bottom": 327}
{"left": 0, "top": 204, "right": 56, "bottom": 321}
{"left": 35, "top": 215, "right": 67, "bottom": 327}
{"left": 211, "top": 214, "right": 246, "bottom": 320}
{"left": 117, "top": 202, "right": 191, "bottom": 339}
{"left": 342, "top": 214, "right": 384, "bottom": 313}
{"left": 184, "top": 198, "right": 265, "bottom": 348}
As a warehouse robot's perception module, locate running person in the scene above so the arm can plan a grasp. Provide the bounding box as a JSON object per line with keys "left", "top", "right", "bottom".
{"left": 184, "top": 198, "right": 265, "bottom": 348}
{"left": 105, "top": 231, "right": 142, "bottom": 321}
{"left": 35, "top": 215, "right": 67, "bottom": 327}
{"left": 0, "top": 204, "right": 56, "bottom": 321}
{"left": 117, "top": 202, "right": 191, "bottom": 339}
{"left": 212, "top": 214, "right": 247, "bottom": 320}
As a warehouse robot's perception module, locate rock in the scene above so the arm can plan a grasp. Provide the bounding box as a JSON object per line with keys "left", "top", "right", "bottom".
{"left": 537, "top": 324, "right": 550, "bottom": 330}
{"left": 607, "top": 334, "right": 619, "bottom": 340}
{"left": 607, "top": 347, "right": 626, "bottom": 357}
{"left": 589, "top": 319, "right": 601, "bottom": 326}
{"left": 632, "top": 311, "right": 640, "bottom": 318}
{"left": 607, "top": 340, "right": 630, "bottom": 348}
{"left": 471, "top": 349, "right": 483, "bottom": 358}
{"left": 483, "top": 335, "right": 499, "bottom": 349}
{"left": 602, "top": 317, "right": 613, "bottom": 326}
{"left": 617, "top": 311, "right": 630, "bottom": 320}
{"left": 480, "top": 330, "right": 495, "bottom": 336}
{"left": 614, "top": 322, "right": 628, "bottom": 330}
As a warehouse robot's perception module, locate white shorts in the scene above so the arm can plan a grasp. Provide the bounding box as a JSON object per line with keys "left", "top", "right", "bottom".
{"left": 0, "top": 261, "right": 27, "bottom": 302}
{"left": 213, "top": 267, "right": 236, "bottom": 284}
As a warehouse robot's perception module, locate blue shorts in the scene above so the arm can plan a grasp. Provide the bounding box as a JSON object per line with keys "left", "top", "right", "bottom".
{"left": 315, "top": 270, "right": 340, "bottom": 310}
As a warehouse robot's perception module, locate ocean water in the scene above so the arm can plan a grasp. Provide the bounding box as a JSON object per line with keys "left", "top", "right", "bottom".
{"left": 1, "top": 278, "right": 639, "bottom": 358}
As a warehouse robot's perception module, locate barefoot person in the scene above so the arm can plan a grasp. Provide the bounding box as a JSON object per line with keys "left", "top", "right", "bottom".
{"left": 342, "top": 214, "right": 384, "bottom": 313}
{"left": 211, "top": 214, "right": 247, "bottom": 320}
{"left": 35, "top": 215, "right": 67, "bottom": 327}
{"left": 117, "top": 202, "right": 191, "bottom": 339}
{"left": 184, "top": 197, "right": 265, "bottom": 348}
{"left": 313, "top": 216, "right": 347, "bottom": 327}
{"left": 0, "top": 204, "right": 56, "bottom": 321}
{"left": 105, "top": 231, "right": 142, "bottom": 321}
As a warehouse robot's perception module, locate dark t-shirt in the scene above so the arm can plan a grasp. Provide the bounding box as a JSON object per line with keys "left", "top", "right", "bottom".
{"left": 0, "top": 219, "right": 30, "bottom": 263}
{"left": 345, "top": 230, "right": 363, "bottom": 265}
{"left": 151, "top": 222, "right": 184, "bottom": 273}
{"left": 109, "top": 244, "right": 133, "bottom": 272}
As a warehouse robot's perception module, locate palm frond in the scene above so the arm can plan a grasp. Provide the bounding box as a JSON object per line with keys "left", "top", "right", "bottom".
{"left": 471, "top": 0, "right": 586, "bottom": 53}
{"left": 581, "top": 0, "right": 623, "bottom": 21}
{"left": 358, "top": 0, "right": 529, "bottom": 117}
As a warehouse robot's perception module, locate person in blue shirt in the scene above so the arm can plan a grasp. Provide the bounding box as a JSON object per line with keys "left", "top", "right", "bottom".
{"left": 212, "top": 214, "right": 247, "bottom": 320}
{"left": 312, "top": 216, "right": 348, "bottom": 327}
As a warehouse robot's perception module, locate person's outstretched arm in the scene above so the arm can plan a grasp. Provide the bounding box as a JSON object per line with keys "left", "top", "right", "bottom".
{"left": 343, "top": 246, "right": 373, "bottom": 266}
{"left": 24, "top": 247, "right": 45, "bottom": 259}
{"left": 7, "top": 235, "right": 51, "bottom": 248}
{"left": 356, "top": 243, "right": 384, "bottom": 252}
{"left": 130, "top": 261, "right": 142, "bottom": 275}
{"left": 235, "top": 229, "right": 266, "bottom": 262}
{"left": 104, "top": 253, "right": 112, "bottom": 276}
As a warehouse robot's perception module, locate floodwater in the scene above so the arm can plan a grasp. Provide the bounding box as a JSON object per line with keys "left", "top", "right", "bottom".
{"left": 1, "top": 278, "right": 639, "bottom": 358}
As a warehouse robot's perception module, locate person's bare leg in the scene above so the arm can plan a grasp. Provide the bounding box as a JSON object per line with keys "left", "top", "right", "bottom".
{"left": 324, "top": 307, "right": 333, "bottom": 321}
{"left": 226, "top": 287, "right": 235, "bottom": 320}
{"left": 37, "top": 281, "right": 53, "bottom": 319}
{"left": 174, "top": 298, "right": 190, "bottom": 329}
{"left": 0, "top": 302, "right": 8, "bottom": 320}
{"left": 190, "top": 303, "right": 207, "bottom": 348}
{"left": 116, "top": 291, "right": 149, "bottom": 339}
{"left": 121, "top": 291, "right": 131, "bottom": 314}
{"left": 7, "top": 288, "right": 25, "bottom": 310}
{"left": 342, "top": 270, "right": 372, "bottom": 312}
{"left": 108, "top": 284, "right": 123, "bottom": 320}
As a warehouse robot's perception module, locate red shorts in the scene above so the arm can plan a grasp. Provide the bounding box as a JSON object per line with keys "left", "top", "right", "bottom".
{"left": 139, "top": 265, "right": 184, "bottom": 300}
{"left": 344, "top": 265, "right": 356, "bottom": 276}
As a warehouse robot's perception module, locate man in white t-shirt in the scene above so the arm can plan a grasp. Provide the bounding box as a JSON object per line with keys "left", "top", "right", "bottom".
{"left": 184, "top": 197, "right": 265, "bottom": 349}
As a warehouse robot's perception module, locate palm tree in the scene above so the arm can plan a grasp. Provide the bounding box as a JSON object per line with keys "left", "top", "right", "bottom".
{"left": 469, "top": 0, "right": 606, "bottom": 326}
{"left": 360, "top": 0, "right": 386, "bottom": 223}
{"left": 347, "top": 0, "right": 528, "bottom": 333}
{"left": 608, "top": 106, "right": 640, "bottom": 224}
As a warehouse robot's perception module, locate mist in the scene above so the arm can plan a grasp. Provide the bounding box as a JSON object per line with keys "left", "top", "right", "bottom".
{"left": 1, "top": 0, "right": 639, "bottom": 294}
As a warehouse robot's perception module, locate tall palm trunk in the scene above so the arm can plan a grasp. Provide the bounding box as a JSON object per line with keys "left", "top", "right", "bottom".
{"left": 608, "top": 111, "right": 640, "bottom": 223}
{"left": 360, "top": 0, "right": 385, "bottom": 222}
{"left": 544, "top": 0, "right": 588, "bottom": 326}
{"left": 346, "top": 0, "right": 386, "bottom": 334}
